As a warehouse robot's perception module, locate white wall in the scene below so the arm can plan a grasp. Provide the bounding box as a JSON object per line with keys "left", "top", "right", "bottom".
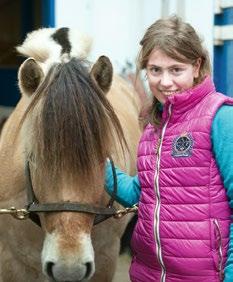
{"left": 158, "top": 0, "right": 214, "bottom": 63}
{"left": 55, "top": 0, "right": 161, "bottom": 72}
{"left": 55, "top": 0, "right": 214, "bottom": 73}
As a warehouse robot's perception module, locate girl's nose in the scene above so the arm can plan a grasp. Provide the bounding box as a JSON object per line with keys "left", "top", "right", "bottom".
{"left": 160, "top": 73, "right": 173, "bottom": 88}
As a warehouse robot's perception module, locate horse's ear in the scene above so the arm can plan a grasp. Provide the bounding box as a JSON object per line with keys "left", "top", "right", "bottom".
{"left": 90, "top": 56, "right": 113, "bottom": 93}
{"left": 18, "top": 58, "right": 44, "bottom": 96}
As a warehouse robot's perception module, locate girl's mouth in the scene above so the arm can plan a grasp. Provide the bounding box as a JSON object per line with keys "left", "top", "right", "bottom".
{"left": 159, "top": 90, "right": 180, "bottom": 96}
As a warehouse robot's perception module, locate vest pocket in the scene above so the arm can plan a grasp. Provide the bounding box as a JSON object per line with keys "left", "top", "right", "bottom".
{"left": 211, "top": 218, "right": 224, "bottom": 281}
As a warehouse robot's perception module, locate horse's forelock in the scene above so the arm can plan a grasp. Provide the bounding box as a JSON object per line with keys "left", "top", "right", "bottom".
{"left": 29, "top": 58, "right": 125, "bottom": 183}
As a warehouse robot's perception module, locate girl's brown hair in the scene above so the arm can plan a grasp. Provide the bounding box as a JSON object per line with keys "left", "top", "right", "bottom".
{"left": 137, "top": 15, "right": 211, "bottom": 126}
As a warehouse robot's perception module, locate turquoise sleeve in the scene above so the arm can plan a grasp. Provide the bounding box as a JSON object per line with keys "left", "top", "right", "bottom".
{"left": 104, "top": 161, "right": 141, "bottom": 207}
{"left": 212, "top": 105, "right": 233, "bottom": 282}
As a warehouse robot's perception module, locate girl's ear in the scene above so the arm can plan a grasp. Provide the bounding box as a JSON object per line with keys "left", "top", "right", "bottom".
{"left": 90, "top": 56, "right": 113, "bottom": 94}
{"left": 18, "top": 58, "right": 44, "bottom": 97}
{"left": 193, "top": 57, "right": 202, "bottom": 78}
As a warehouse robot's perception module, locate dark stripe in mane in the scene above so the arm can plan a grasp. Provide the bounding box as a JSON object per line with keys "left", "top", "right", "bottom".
{"left": 23, "top": 58, "right": 126, "bottom": 183}
{"left": 0, "top": 116, "right": 8, "bottom": 136}
{"left": 51, "top": 27, "right": 71, "bottom": 54}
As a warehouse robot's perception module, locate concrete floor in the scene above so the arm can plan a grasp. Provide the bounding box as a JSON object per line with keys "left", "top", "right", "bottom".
{"left": 113, "top": 253, "right": 131, "bottom": 282}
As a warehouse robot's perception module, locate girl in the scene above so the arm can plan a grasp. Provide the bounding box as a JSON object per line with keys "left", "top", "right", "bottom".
{"left": 105, "top": 16, "right": 233, "bottom": 282}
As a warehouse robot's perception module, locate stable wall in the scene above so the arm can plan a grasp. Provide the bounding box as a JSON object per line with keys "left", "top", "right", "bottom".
{"left": 55, "top": 0, "right": 214, "bottom": 73}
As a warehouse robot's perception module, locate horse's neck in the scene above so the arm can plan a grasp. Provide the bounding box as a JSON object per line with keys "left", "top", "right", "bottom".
{"left": 107, "top": 75, "right": 141, "bottom": 175}
{"left": 0, "top": 98, "right": 27, "bottom": 203}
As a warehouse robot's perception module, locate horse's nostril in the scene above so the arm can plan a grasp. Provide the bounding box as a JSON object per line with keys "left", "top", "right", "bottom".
{"left": 46, "top": 261, "right": 55, "bottom": 278}
{"left": 85, "top": 262, "right": 92, "bottom": 278}
{"left": 45, "top": 261, "right": 93, "bottom": 281}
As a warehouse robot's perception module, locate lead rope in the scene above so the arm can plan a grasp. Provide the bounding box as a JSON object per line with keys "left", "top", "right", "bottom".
{"left": 93, "top": 157, "right": 118, "bottom": 225}
{"left": 107, "top": 157, "right": 118, "bottom": 208}
{"left": 106, "top": 157, "right": 138, "bottom": 219}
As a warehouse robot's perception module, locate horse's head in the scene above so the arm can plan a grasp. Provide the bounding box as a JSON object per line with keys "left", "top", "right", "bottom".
{"left": 18, "top": 55, "right": 126, "bottom": 281}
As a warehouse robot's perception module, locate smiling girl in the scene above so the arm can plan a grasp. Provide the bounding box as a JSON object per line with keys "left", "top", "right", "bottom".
{"left": 105, "top": 15, "right": 233, "bottom": 282}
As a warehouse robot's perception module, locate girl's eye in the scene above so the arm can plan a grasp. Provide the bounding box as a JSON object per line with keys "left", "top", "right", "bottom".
{"left": 171, "top": 68, "right": 183, "bottom": 74}
{"left": 148, "top": 66, "right": 161, "bottom": 75}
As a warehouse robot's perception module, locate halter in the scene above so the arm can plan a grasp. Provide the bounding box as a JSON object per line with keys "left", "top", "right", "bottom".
{"left": 25, "top": 157, "right": 119, "bottom": 227}
{"left": 0, "top": 159, "right": 138, "bottom": 225}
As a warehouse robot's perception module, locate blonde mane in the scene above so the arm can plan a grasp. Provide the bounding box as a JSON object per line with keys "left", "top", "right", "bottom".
{"left": 21, "top": 59, "right": 127, "bottom": 185}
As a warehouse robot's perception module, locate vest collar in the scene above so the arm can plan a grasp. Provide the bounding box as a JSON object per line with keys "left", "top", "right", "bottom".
{"left": 162, "top": 76, "right": 216, "bottom": 119}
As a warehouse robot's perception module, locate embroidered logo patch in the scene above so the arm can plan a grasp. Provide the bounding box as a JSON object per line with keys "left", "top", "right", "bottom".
{"left": 172, "top": 132, "right": 193, "bottom": 157}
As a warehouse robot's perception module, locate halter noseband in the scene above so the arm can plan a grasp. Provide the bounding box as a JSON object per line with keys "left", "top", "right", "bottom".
{"left": 25, "top": 157, "right": 118, "bottom": 227}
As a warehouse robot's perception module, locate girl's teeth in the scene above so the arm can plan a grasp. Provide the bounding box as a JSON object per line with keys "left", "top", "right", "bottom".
{"left": 163, "top": 91, "right": 178, "bottom": 95}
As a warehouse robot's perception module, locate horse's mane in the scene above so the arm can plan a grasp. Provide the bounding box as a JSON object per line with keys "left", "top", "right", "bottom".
{"left": 22, "top": 58, "right": 126, "bottom": 183}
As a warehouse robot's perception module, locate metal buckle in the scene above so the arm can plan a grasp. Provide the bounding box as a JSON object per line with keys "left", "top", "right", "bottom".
{"left": 114, "top": 204, "right": 138, "bottom": 219}
{"left": 0, "top": 207, "right": 29, "bottom": 220}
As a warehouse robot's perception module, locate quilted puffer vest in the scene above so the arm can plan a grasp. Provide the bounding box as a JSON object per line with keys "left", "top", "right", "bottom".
{"left": 130, "top": 77, "right": 233, "bottom": 282}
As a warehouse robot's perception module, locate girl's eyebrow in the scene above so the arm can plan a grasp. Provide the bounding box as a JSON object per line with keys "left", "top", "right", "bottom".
{"left": 146, "top": 64, "right": 161, "bottom": 68}
{"left": 169, "top": 64, "right": 186, "bottom": 68}
{"left": 147, "top": 63, "right": 186, "bottom": 68}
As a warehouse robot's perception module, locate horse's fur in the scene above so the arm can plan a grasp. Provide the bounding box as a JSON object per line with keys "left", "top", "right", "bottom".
{"left": 0, "top": 28, "right": 141, "bottom": 282}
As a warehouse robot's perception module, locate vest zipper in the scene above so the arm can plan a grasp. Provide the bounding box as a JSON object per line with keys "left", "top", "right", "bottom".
{"left": 154, "top": 104, "right": 172, "bottom": 282}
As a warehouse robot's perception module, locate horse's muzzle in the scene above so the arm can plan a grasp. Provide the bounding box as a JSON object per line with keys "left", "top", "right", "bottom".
{"left": 45, "top": 260, "right": 94, "bottom": 282}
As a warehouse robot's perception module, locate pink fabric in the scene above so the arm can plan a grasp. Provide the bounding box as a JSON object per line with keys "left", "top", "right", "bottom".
{"left": 130, "top": 77, "right": 233, "bottom": 282}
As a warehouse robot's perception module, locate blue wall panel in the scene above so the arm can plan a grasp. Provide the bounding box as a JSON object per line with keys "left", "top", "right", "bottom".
{"left": 214, "top": 8, "right": 233, "bottom": 96}
{"left": 0, "top": 0, "right": 55, "bottom": 106}
{"left": 0, "top": 69, "right": 20, "bottom": 106}
{"left": 42, "top": 0, "right": 55, "bottom": 27}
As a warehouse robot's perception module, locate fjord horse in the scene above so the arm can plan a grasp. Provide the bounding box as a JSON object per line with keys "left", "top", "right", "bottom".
{"left": 0, "top": 29, "right": 141, "bottom": 282}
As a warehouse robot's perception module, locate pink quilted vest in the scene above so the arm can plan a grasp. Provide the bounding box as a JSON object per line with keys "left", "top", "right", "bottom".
{"left": 130, "top": 77, "right": 233, "bottom": 282}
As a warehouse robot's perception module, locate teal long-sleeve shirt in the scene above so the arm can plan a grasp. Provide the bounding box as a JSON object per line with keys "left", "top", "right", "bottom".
{"left": 212, "top": 106, "right": 233, "bottom": 282}
{"left": 105, "top": 105, "right": 233, "bottom": 281}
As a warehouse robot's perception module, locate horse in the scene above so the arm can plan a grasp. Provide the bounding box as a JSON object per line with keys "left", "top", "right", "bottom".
{"left": 0, "top": 28, "right": 141, "bottom": 282}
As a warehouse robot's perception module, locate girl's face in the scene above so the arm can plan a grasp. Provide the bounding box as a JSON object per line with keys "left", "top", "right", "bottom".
{"left": 146, "top": 49, "right": 201, "bottom": 104}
